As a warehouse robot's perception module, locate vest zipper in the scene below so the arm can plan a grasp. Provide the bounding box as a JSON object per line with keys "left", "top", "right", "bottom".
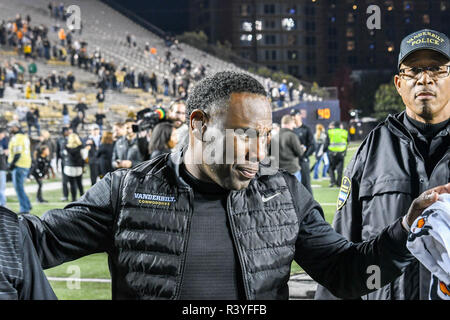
{"left": 226, "top": 192, "right": 251, "bottom": 300}
{"left": 174, "top": 188, "right": 194, "bottom": 299}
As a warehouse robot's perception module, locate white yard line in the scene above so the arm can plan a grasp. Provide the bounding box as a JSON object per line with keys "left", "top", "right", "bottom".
{"left": 47, "top": 277, "right": 111, "bottom": 283}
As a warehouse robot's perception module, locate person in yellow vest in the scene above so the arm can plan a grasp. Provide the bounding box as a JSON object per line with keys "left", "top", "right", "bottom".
{"left": 7, "top": 121, "right": 32, "bottom": 214}
{"left": 324, "top": 121, "right": 349, "bottom": 188}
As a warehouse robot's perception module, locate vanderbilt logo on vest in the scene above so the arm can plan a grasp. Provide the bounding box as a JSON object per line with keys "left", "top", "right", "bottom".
{"left": 337, "top": 176, "right": 351, "bottom": 210}
{"left": 134, "top": 192, "right": 176, "bottom": 207}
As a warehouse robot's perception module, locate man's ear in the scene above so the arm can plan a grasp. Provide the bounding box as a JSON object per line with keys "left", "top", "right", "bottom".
{"left": 394, "top": 73, "right": 402, "bottom": 95}
{"left": 189, "top": 109, "right": 207, "bottom": 142}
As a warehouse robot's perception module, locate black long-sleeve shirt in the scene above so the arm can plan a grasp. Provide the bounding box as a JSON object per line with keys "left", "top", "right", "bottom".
{"left": 0, "top": 207, "right": 56, "bottom": 300}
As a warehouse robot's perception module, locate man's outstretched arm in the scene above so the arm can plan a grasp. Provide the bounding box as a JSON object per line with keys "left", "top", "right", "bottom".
{"left": 19, "top": 171, "right": 125, "bottom": 269}
{"left": 291, "top": 175, "right": 450, "bottom": 299}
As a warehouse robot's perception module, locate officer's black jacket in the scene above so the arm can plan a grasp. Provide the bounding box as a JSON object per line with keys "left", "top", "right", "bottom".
{"left": 315, "top": 111, "right": 449, "bottom": 300}
{"left": 20, "top": 150, "right": 415, "bottom": 299}
{"left": 0, "top": 207, "right": 56, "bottom": 300}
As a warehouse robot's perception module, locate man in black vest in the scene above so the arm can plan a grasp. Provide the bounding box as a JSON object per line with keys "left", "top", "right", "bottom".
{"left": 19, "top": 71, "right": 450, "bottom": 300}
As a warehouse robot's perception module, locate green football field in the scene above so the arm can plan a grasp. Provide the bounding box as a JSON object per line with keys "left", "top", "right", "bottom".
{"left": 5, "top": 142, "right": 360, "bottom": 300}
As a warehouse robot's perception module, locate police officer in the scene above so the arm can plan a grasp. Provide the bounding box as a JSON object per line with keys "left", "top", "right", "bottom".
{"left": 315, "top": 29, "right": 450, "bottom": 300}
{"left": 325, "top": 121, "right": 349, "bottom": 188}
{"left": 290, "top": 109, "right": 315, "bottom": 194}
{"left": 17, "top": 71, "right": 449, "bottom": 300}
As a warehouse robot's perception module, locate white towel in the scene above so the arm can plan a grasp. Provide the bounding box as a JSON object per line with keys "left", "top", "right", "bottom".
{"left": 407, "top": 193, "right": 450, "bottom": 300}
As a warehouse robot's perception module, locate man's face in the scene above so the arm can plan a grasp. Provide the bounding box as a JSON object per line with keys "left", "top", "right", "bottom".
{"left": 125, "top": 122, "right": 136, "bottom": 139}
{"left": 294, "top": 114, "right": 302, "bottom": 126}
{"left": 194, "top": 92, "right": 272, "bottom": 191}
{"left": 395, "top": 50, "right": 450, "bottom": 123}
{"left": 113, "top": 125, "right": 123, "bottom": 138}
{"left": 9, "top": 126, "right": 18, "bottom": 134}
{"left": 91, "top": 128, "right": 100, "bottom": 137}
{"left": 169, "top": 103, "right": 186, "bottom": 129}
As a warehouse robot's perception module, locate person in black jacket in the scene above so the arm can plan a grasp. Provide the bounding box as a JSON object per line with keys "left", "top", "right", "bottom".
{"left": 148, "top": 122, "right": 177, "bottom": 159}
{"left": 290, "top": 109, "right": 315, "bottom": 194}
{"left": 315, "top": 29, "right": 450, "bottom": 300}
{"left": 95, "top": 131, "right": 114, "bottom": 178}
{"left": 85, "top": 124, "right": 101, "bottom": 186}
{"left": 63, "top": 133, "right": 86, "bottom": 202}
{"left": 276, "top": 115, "right": 305, "bottom": 181}
{"left": 30, "top": 145, "right": 51, "bottom": 203}
{"left": 17, "top": 71, "right": 450, "bottom": 300}
{"left": 0, "top": 206, "right": 56, "bottom": 300}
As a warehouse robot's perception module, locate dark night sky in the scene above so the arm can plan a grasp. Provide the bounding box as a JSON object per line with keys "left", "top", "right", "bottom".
{"left": 107, "top": 0, "right": 190, "bottom": 34}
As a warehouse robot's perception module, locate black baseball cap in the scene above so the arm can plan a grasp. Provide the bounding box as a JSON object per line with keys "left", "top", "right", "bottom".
{"left": 398, "top": 29, "right": 450, "bottom": 69}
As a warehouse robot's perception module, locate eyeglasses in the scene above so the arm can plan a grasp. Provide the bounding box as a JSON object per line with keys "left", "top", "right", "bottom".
{"left": 399, "top": 65, "right": 450, "bottom": 80}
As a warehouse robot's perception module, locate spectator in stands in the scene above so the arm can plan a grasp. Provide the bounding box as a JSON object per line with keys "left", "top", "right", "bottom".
{"left": 63, "top": 133, "right": 85, "bottom": 202}
{"left": 56, "top": 126, "right": 71, "bottom": 201}
{"left": 30, "top": 145, "right": 51, "bottom": 203}
{"left": 58, "top": 28, "right": 66, "bottom": 46}
{"left": 34, "top": 78, "right": 43, "bottom": 95}
{"left": 115, "top": 68, "right": 125, "bottom": 92}
{"left": 148, "top": 122, "right": 177, "bottom": 159}
{"left": 126, "top": 33, "right": 131, "bottom": 47}
{"left": 96, "top": 89, "right": 105, "bottom": 110}
{"left": 163, "top": 77, "right": 169, "bottom": 96}
{"left": 57, "top": 71, "right": 66, "bottom": 91}
{"left": 66, "top": 71, "right": 75, "bottom": 92}
{"left": 48, "top": 2, "right": 54, "bottom": 17}
{"left": 62, "top": 104, "right": 70, "bottom": 125}
{"left": 27, "top": 60, "right": 37, "bottom": 80}
{"left": 24, "top": 81, "right": 33, "bottom": 99}
{"left": 74, "top": 97, "right": 88, "bottom": 123}
{"left": 26, "top": 106, "right": 40, "bottom": 137}
{"left": 95, "top": 131, "right": 114, "bottom": 178}
{"left": 0, "top": 128, "right": 9, "bottom": 207}
{"left": 95, "top": 109, "right": 106, "bottom": 133}
{"left": 112, "top": 118, "right": 144, "bottom": 170}
{"left": 85, "top": 124, "right": 101, "bottom": 186}
{"left": 7, "top": 121, "right": 32, "bottom": 214}
{"left": 70, "top": 111, "right": 83, "bottom": 134}
{"left": 42, "top": 37, "right": 51, "bottom": 60}
{"left": 49, "top": 70, "right": 57, "bottom": 87}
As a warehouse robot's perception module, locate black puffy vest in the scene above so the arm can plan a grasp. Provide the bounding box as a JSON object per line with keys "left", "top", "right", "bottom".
{"left": 109, "top": 153, "right": 299, "bottom": 299}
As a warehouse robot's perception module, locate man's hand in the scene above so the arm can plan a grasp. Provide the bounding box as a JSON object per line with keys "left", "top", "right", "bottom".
{"left": 116, "top": 160, "right": 132, "bottom": 168}
{"left": 405, "top": 183, "right": 450, "bottom": 227}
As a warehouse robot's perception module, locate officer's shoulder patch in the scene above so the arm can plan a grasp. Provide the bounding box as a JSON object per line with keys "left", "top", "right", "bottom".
{"left": 337, "top": 176, "right": 351, "bottom": 210}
